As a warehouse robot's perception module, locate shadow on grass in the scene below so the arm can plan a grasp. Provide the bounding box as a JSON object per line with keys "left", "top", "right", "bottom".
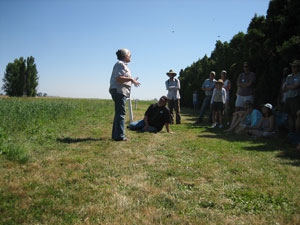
{"left": 56, "top": 137, "right": 107, "bottom": 143}
{"left": 182, "top": 107, "right": 300, "bottom": 166}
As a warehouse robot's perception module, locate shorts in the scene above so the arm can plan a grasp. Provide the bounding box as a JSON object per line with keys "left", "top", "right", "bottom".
{"left": 284, "top": 96, "right": 300, "bottom": 117}
{"left": 235, "top": 95, "right": 254, "bottom": 108}
{"left": 212, "top": 102, "right": 224, "bottom": 111}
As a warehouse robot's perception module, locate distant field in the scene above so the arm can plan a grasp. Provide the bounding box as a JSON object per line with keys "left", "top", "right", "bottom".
{"left": 0, "top": 97, "right": 300, "bottom": 224}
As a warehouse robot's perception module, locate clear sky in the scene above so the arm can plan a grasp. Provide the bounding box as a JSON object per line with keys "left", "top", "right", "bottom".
{"left": 0, "top": 0, "right": 270, "bottom": 100}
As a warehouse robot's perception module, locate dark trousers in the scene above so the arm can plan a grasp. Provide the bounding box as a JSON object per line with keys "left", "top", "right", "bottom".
{"left": 198, "top": 95, "right": 212, "bottom": 123}
{"left": 168, "top": 99, "right": 181, "bottom": 124}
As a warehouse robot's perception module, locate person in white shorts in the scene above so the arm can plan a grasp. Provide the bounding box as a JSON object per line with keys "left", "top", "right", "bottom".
{"left": 235, "top": 62, "right": 256, "bottom": 111}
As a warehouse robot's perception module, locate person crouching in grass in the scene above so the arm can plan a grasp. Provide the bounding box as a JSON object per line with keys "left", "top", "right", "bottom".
{"left": 210, "top": 79, "right": 226, "bottom": 128}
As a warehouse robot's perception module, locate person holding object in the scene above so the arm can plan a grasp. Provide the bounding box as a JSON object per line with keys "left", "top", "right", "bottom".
{"left": 109, "top": 48, "right": 140, "bottom": 141}
{"left": 127, "top": 96, "right": 173, "bottom": 133}
{"left": 210, "top": 79, "right": 226, "bottom": 128}
{"left": 165, "top": 69, "right": 181, "bottom": 124}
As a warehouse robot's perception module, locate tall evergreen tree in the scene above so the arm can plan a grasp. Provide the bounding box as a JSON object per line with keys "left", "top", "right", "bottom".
{"left": 25, "top": 56, "right": 38, "bottom": 97}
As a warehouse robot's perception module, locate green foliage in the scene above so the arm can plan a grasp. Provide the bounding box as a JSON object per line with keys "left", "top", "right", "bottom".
{"left": 2, "top": 56, "right": 39, "bottom": 97}
{"left": 180, "top": 0, "right": 300, "bottom": 108}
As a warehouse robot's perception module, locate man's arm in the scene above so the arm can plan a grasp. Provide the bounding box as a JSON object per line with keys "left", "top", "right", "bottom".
{"left": 165, "top": 123, "right": 173, "bottom": 133}
{"left": 143, "top": 115, "right": 149, "bottom": 131}
{"left": 244, "top": 73, "right": 256, "bottom": 87}
{"left": 285, "top": 80, "right": 300, "bottom": 90}
{"left": 201, "top": 80, "right": 212, "bottom": 91}
{"left": 224, "top": 80, "right": 231, "bottom": 91}
{"left": 176, "top": 78, "right": 180, "bottom": 90}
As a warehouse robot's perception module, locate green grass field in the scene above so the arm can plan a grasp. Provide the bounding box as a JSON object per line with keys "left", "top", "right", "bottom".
{"left": 1, "top": 97, "right": 300, "bottom": 224}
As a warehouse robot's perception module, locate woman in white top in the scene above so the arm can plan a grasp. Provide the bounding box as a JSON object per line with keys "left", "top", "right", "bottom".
{"left": 221, "top": 70, "right": 231, "bottom": 125}
{"left": 109, "top": 49, "right": 140, "bottom": 141}
{"left": 211, "top": 79, "right": 226, "bottom": 128}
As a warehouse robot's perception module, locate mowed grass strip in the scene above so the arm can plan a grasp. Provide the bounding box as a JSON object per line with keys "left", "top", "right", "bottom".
{"left": 0, "top": 97, "right": 300, "bottom": 224}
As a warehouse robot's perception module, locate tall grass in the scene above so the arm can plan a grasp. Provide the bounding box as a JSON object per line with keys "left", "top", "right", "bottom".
{"left": 0, "top": 98, "right": 112, "bottom": 162}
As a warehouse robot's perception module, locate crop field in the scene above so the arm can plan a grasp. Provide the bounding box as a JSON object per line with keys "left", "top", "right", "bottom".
{"left": 0, "top": 97, "right": 300, "bottom": 224}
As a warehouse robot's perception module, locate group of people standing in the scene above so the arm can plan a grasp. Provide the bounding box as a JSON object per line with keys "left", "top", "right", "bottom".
{"left": 109, "top": 48, "right": 300, "bottom": 149}
{"left": 194, "top": 69, "right": 232, "bottom": 128}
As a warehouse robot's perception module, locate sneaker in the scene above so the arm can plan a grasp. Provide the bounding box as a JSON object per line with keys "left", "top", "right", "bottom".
{"left": 211, "top": 123, "right": 217, "bottom": 128}
{"left": 219, "top": 124, "right": 223, "bottom": 129}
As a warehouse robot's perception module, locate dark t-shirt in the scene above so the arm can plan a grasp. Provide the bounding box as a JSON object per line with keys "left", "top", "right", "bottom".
{"left": 237, "top": 72, "right": 256, "bottom": 96}
{"left": 145, "top": 103, "right": 171, "bottom": 132}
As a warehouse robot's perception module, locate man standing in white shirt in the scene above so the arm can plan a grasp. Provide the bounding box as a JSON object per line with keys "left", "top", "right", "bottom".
{"left": 165, "top": 69, "right": 181, "bottom": 124}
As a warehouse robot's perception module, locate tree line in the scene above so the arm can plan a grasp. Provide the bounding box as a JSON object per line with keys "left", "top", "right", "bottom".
{"left": 2, "top": 56, "right": 38, "bottom": 97}
{"left": 179, "top": 0, "right": 300, "bottom": 111}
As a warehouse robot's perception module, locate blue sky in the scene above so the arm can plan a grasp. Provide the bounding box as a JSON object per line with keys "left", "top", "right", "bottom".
{"left": 0, "top": 0, "right": 270, "bottom": 100}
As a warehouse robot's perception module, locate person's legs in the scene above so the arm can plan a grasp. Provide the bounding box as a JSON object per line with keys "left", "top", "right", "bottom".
{"left": 296, "top": 110, "right": 300, "bottom": 133}
{"left": 234, "top": 124, "right": 247, "bottom": 134}
{"left": 168, "top": 99, "right": 175, "bottom": 124}
{"left": 248, "top": 129, "right": 264, "bottom": 137}
{"left": 290, "top": 96, "right": 300, "bottom": 133}
{"left": 218, "top": 111, "right": 223, "bottom": 127}
{"left": 145, "top": 125, "right": 158, "bottom": 133}
{"left": 174, "top": 99, "right": 181, "bottom": 124}
{"left": 198, "top": 96, "right": 211, "bottom": 122}
{"left": 212, "top": 110, "right": 217, "bottom": 126}
{"left": 288, "top": 116, "right": 295, "bottom": 133}
{"left": 235, "top": 95, "right": 244, "bottom": 112}
{"left": 128, "top": 120, "right": 145, "bottom": 130}
{"left": 225, "top": 112, "right": 243, "bottom": 132}
{"left": 111, "top": 91, "right": 127, "bottom": 140}
{"left": 225, "top": 100, "right": 230, "bottom": 125}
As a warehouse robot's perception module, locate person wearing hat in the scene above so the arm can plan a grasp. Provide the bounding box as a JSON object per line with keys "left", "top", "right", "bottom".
{"left": 210, "top": 79, "right": 227, "bottom": 128}
{"left": 195, "top": 71, "right": 217, "bottom": 124}
{"left": 109, "top": 48, "right": 140, "bottom": 141}
{"left": 235, "top": 62, "right": 256, "bottom": 112}
{"left": 165, "top": 69, "right": 181, "bottom": 124}
{"left": 248, "top": 103, "right": 276, "bottom": 138}
{"left": 282, "top": 59, "right": 300, "bottom": 133}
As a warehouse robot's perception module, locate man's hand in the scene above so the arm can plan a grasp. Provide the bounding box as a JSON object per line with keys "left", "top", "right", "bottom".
{"left": 132, "top": 77, "right": 140, "bottom": 87}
